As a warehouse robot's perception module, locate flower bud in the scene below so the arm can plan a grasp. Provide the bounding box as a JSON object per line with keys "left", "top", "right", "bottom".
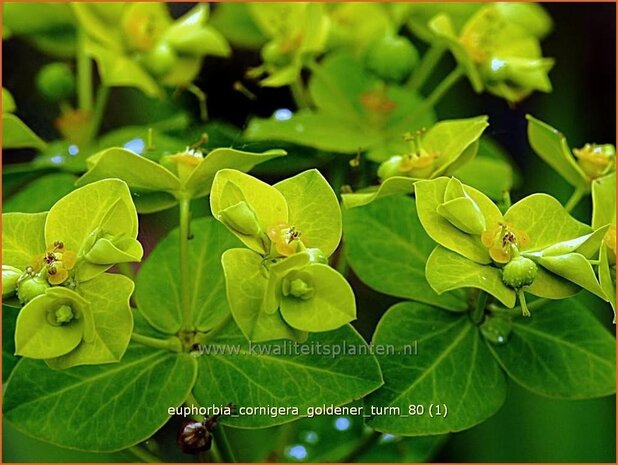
{"left": 436, "top": 178, "right": 486, "bottom": 235}
{"left": 261, "top": 41, "right": 293, "bottom": 67}
{"left": 36, "top": 63, "right": 76, "bottom": 102}
{"left": 142, "top": 41, "right": 178, "bottom": 76}
{"left": 502, "top": 255, "right": 537, "bottom": 289}
{"left": 17, "top": 275, "right": 50, "bottom": 304}
{"left": 282, "top": 270, "right": 315, "bottom": 300}
{"left": 365, "top": 34, "right": 419, "bottom": 82}
{"left": 573, "top": 143, "right": 616, "bottom": 180}
{"left": 2, "top": 265, "right": 22, "bottom": 298}
{"left": 218, "top": 201, "right": 261, "bottom": 236}
{"left": 46, "top": 304, "right": 75, "bottom": 326}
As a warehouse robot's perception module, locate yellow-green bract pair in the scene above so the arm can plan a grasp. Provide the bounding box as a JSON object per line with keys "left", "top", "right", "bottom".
{"left": 210, "top": 169, "right": 355, "bottom": 343}
{"left": 2, "top": 180, "right": 142, "bottom": 369}
{"left": 417, "top": 177, "right": 611, "bottom": 317}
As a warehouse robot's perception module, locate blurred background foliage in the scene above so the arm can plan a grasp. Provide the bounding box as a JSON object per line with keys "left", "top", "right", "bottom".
{"left": 2, "top": 2, "right": 615, "bottom": 463}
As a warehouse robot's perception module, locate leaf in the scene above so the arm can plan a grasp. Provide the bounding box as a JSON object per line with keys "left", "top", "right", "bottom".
{"left": 4, "top": 173, "right": 78, "bottom": 213}
{"left": 2, "top": 113, "right": 47, "bottom": 150}
{"left": 274, "top": 169, "right": 341, "bottom": 257}
{"left": 221, "top": 248, "right": 307, "bottom": 343}
{"left": 344, "top": 196, "right": 467, "bottom": 311}
{"left": 45, "top": 179, "right": 140, "bottom": 279}
{"left": 246, "top": 111, "right": 378, "bottom": 154}
{"left": 504, "top": 193, "right": 591, "bottom": 252}
{"left": 185, "top": 147, "right": 286, "bottom": 199}
{"left": 211, "top": 169, "right": 288, "bottom": 254}
{"left": 280, "top": 264, "right": 356, "bottom": 331}
{"left": 3, "top": 305, "right": 19, "bottom": 381}
{"left": 366, "top": 302, "right": 506, "bottom": 434}
{"left": 526, "top": 115, "right": 587, "bottom": 189}
{"left": 192, "top": 318, "right": 383, "bottom": 428}
{"left": 487, "top": 294, "right": 616, "bottom": 398}
{"left": 592, "top": 172, "right": 616, "bottom": 229}
{"left": 598, "top": 246, "right": 616, "bottom": 322}
{"left": 341, "top": 177, "right": 417, "bottom": 209}
{"left": 46, "top": 274, "right": 134, "bottom": 369}
{"left": 415, "top": 177, "right": 503, "bottom": 264}
{"left": 4, "top": 345, "right": 197, "bottom": 452}
{"left": 427, "top": 246, "right": 516, "bottom": 308}
{"left": 3, "top": 87, "right": 16, "bottom": 113}
{"left": 535, "top": 253, "right": 607, "bottom": 301}
{"left": 422, "top": 116, "right": 489, "bottom": 175}
{"left": 135, "top": 217, "right": 241, "bottom": 334}
{"left": 453, "top": 154, "right": 515, "bottom": 200}
{"left": 76, "top": 148, "right": 181, "bottom": 203}
{"left": 2, "top": 212, "right": 47, "bottom": 270}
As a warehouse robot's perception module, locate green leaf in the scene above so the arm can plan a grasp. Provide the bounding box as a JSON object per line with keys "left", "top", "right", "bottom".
{"left": 3, "top": 305, "right": 19, "bottom": 382}
{"left": 46, "top": 274, "right": 134, "bottom": 369}
{"left": 344, "top": 196, "right": 467, "bottom": 311}
{"left": 422, "top": 116, "right": 488, "bottom": 175}
{"left": 45, "top": 179, "right": 141, "bottom": 280}
{"left": 592, "top": 172, "right": 616, "bottom": 229}
{"left": 274, "top": 169, "right": 341, "bottom": 257}
{"left": 598, "top": 245, "right": 616, "bottom": 322}
{"left": 193, "top": 318, "right": 383, "bottom": 428}
{"left": 3, "top": 87, "right": 16, "bottom": 113}
{"left": 534, "top": 253, "right": 607, "bottom": 301}
{"left": 280, "top": 264, "right": 356, "bottom": 331}
{"left": 246, "top": 111, "right": 378, "bottom": 154}
{"left": 488, "top": 294, "right": 616, "bottom": 399}
{"left": 453, "top": 154, "right": 515, "bottom": 200}
{"left": 184, "top": 147, "right": 286, "bottom": 199}
{"left": 415, "top": 177, "right": 502, "bottom": 264}
{"left": 427, "top": 246, "right": 516, "bottom": 307}
{"left": 366, "top": 302, "right": 506, "bottom": 434}
{"left": 211, "top": 169, "right": 288, "bottom": 254}
{"left": 4, "top": 173, "right": 77, "bottom": 214}
{"left": 4, "top": 345, "right": 197, "bottom": 452}
{"left": 135, "top": 218, "right": 241, "bottom": 334}
{"left": 504, "top": 193, "right": 591, "bottom": 252}
{"left": 2, "top": 212, "right": 47, "bottom": 270}
{"left": 526, "top": 114, "right": 587, "bottom": 190}
{"left": 341, "top": 177, "right": 416, "bottom": 209}
{"left": 2, "top": 114, "right": 47, "bottom": 150}
{"left": 221, "top": 248, "right": 307, "bottom": 343}
{"left": 77, "top": 147, "right": 181, "bottom": 200}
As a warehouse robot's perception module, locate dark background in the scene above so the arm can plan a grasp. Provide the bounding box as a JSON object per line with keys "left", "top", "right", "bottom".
{"left": 3, "top": 2, "right": 616, "bottom": 463}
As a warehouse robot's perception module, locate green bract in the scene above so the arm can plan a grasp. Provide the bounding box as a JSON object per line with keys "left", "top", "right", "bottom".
{"left": 2, "top": 87, "right": 47, "bottom": 150}
{"left": 342, "top": 116, "right": 488, "bottom": 208}
{"left": 2, "top": 179, "right": 140, "bottom": 367}
{"left": 211, "top": 169, "right": 354, "bottom": 342}
{"left": 73, "top": 3, "right": 230, "bottom": 97}
{"left": 417, "top": 177, "right": 609, "bottom": 314}
{"left": 246, "top": 53, "right": 435, "bottom": 162}
{"left": 77, "top": 146, "right": 286, "bottom": 213}
{"left": 527, "top": 115, "right": 616, "bottom": 190}
{"left": 248, "top": 3, "right": 329, "bottom": 87}
{"left": 430, "top": 4, "right": 554, "bottom": 102}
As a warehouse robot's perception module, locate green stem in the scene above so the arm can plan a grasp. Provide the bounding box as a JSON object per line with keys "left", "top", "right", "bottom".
{"left": 131, "top": 332, "right": 182, "bottom": 352}
{"left": 407, "top": 44, "right": 445, "bottom": 91}
{"left": 564, "top": 187, "right": 585, "bottom": 212}
{"left": 187, "top": 84, "right": 208, "bottom": 121}
{"left": 198, "top": 314, "right": 233, "bottom": 345}
{"left": 128, "top": 445, "right": 160, "bottom": 463}
{"left": 212, "top": 425, "right": 236, "bottom": 463}
{"left": 87, "top": 85, "right": 110, "bottom": 142}
{"left": 76, "top": 30, "right": 93, "bottom": 113}
{"left": 290, "top": 77, "right": 309, "bottom": 110}
{"left": 489, "top": 297, "right": 549, "bottom": 316}
{"left": 341, "top": 431, "right": 381, "bottom": 462}
{"left": 408, "top": 66, "right": 464, "bottom": 124}
{"left": 471, "top": 291, "right": 488, "bottom": 324}
{"left": 179, "top": 198, "right": 193, "bottom": 332}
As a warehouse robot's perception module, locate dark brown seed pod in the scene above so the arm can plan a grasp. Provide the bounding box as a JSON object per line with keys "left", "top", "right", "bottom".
{"left": 177, "top": 419, "right": 212, "bottom": 455}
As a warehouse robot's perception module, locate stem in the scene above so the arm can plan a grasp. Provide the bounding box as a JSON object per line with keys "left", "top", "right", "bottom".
{"left": 128, "top": 445, "right": 160, "bottom": 463}
{"left": 187, "top": 84, "right": 208, "bottom": 121}
{"left": 517, "top": 290, "right": 531, "bottom": 317}
{"left": 290, "top": 77, "right": 309, "bottom": 110}
{"left": 489, "top": 297, "right": 549, "bottom": 316}
{"left": 341, "top": 431, "right": 381, "bottom": 462}
{"left": 131, "top": 332, "right": 182, "bottom": 352}
{"left": 212, "top": 425, "right": 236, "bottom": 463}
{"left": 179, "top": 198, "right": 194, "bottom": 332}
{"left": 407, "top": 44, "right": 445, "bottom": 91}
{"left": 471, "top": 291, "right": 488, "bottom": 324}
{"left": 198, "top": 314, "right": 233, "bottom": 345}
{"left": 408, "top": 66, "right": 464, "bottom": 124}
{"left": 76, "top": 30, "right": 93, "bottom": 113}
{"left": 564, "top": 187, "right": 585, "bottom": 212}
{"left": 87, "top": 85, "right": 110, "bottom": 142}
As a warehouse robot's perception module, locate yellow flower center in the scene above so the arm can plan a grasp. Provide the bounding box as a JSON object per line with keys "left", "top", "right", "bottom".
{"left": 31, "top": 241, "right": 77, "bottom": 286}
{"left": 267, "top": 223, "right": 304, "bottom": 257}
{"left": 481, "top": 223, "right": 530, "bottom": 263}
